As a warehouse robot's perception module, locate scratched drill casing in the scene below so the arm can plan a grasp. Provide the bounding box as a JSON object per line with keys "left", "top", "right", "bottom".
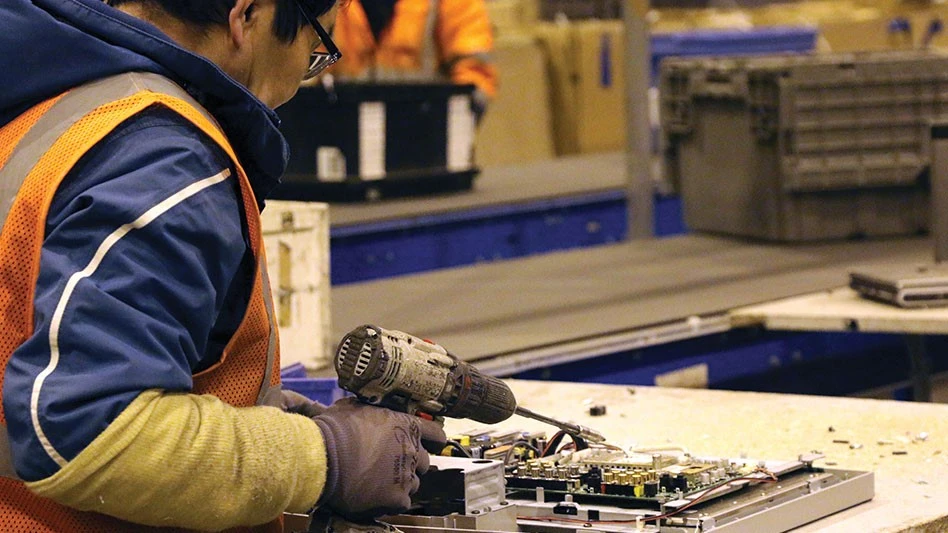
{"left": 334, "top": 325, "right": 517, "bottom": 424}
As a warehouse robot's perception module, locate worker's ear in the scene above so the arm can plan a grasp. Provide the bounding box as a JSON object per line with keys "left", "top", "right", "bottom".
{"left": 228, "top": 0, "right": 257, "bottom": 49}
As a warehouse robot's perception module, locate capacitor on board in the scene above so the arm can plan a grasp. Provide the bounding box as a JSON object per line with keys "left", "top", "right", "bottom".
{"left": 644, "top": 480, "right": 659, "bottom": 497}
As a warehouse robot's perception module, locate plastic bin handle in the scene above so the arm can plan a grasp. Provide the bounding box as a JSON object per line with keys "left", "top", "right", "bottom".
{"left": 688, "top": 70, "right": 749, "bottom": 100}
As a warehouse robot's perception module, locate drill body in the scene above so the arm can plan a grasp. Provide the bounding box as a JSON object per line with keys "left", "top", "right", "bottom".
{"left": 334, "top": 325, "right": 517, "bottom": 424}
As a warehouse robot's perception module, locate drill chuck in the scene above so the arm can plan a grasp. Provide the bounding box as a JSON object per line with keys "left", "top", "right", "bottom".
{"left": 334, "top": 325, "right": 517, "bottom": 424}
{"left": 441, "top": 364, "right": 517, "bottom": 424}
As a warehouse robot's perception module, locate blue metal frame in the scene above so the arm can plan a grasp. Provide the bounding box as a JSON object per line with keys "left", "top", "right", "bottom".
{"left": 513, "top": 329, "right": 948, "bottom": 400}
{"left": 655, "top": 193, "right": 687, "bottom": 238}
{"left": 331, "top": 191, "right": 629, "bottom": 285}
{"left": 331, "top": 193, "right": 688, "bottom": 285}
{"left": 282, "top": 330, "right": 947, "bottom": 405}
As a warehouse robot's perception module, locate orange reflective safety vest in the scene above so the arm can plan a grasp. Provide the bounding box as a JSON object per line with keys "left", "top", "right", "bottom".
{"left": 0, "top": 73, "right": 282, "bottom": 533}
{"left": 333, "top": 0, "right": 498, "bottom": 98}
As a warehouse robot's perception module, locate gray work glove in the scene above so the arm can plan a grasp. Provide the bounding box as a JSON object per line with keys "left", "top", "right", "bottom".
{"left": 281, "top": 389, "right": 329, "bottom": 418}
{"left": 312, "top": 398, "right": 447, "bottom": 521}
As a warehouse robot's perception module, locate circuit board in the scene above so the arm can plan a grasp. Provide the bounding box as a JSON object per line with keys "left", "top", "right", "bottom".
{"left": 505, "top": 448, "right": 771, "bottom": 510}
{"left": 405, "top": 427, "right": 874, "bottom": 532}
{"left": 443, "top": 428, "right": 791, "bottom": 507}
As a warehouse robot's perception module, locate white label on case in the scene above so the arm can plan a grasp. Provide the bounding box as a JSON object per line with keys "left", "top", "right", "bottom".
{"left": 316, "top": 146, "right": 346, "bottom": 182}
{"left": 359, "top": 102, "right": 386, "bottom": 181}
{"left": 447, "top": 95, "right": 474, "bottom": 171}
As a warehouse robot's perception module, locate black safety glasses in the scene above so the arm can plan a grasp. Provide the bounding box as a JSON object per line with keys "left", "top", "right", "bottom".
{"left": 294, "top": 1, "right": 342, "bottom": 79}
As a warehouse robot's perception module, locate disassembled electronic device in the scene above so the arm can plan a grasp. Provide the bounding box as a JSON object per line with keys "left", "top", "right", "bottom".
{"left": 325, "top": 325, "right": 874, "bottom": 532}
{"left": 380, "top": 429, "right": 874, "bottom": 533}
{"left": 850, "top": 264, "right": 948, "bottom": 308}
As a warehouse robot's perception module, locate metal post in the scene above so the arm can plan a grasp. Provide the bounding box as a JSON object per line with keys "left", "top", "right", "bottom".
{"left": 903, "top": 334, "right": 932, "bottom": 402}
{"left": 624, "top": 0, "right": 654, "bottom": 239}
{"left": 931, "top": 122, "right": 948, "bottom": 263}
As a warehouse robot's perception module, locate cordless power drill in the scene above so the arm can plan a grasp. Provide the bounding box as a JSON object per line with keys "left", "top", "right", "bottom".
{"left": 334, "top": 325, "right": 605, "bottom": 442}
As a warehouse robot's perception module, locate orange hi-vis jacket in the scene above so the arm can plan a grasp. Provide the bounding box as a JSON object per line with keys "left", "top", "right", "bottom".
{"left": 333, "top": 0, "right": 498, "bottom": 98}
{"left": 0, "top": 73, "right": 282, "bottom": 533}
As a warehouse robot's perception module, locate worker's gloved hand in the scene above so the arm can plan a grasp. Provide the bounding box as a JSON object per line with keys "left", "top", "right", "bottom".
{"left": 281, "top": 389, "right": 329, "bottom": 418}
{"left": 472, "top": 89, "right": 489, "bottom": 126}
{"left": 312, "top": 398, "right": 447, "bottom": 521}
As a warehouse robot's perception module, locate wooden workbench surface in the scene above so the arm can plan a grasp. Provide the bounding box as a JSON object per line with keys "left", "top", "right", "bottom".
{"left": 442, "top": 380, "right": 948, "bottom": 533}
{"left": 332, "top": 234, "right": 932, "bottom": 365}
{"left": 328, "top": 152, "right": 626, "bottom": 227}
{"left": 732, "top": 287, "right": 948, "bottom": 334}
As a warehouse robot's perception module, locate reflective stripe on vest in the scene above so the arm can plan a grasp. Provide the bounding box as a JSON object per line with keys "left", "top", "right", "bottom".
{"left": 357, "top": 0, "right": 443, "bottom": 83}
{"left": 420, "top": 0, "right": 439, "bottom": 80}
{"left": 0, "top": 72, "right": 279, "bottom": 481}
{"left": 0, "top": 75, "right": 208, "bottom": 229}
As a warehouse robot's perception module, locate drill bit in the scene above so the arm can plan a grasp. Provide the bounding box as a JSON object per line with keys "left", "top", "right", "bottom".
{"left": 515, "top": 406, "right": 606, "bottom": 443}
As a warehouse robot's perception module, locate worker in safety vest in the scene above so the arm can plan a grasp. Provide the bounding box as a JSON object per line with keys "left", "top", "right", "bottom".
{"left": 0, "top": 1, "right": 445, "bottom": 531}
{"left": 333, "top": 0, "right": 497, "bottom": 120}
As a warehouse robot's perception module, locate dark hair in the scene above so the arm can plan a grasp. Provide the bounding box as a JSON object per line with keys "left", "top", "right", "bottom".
{"left": 107, "top": 0, "right": 337, "bottom": 43}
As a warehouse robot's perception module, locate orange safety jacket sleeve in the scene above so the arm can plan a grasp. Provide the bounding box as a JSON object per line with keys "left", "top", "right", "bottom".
{"left": 437, "top": 0, "right": 498, "bottom": 99}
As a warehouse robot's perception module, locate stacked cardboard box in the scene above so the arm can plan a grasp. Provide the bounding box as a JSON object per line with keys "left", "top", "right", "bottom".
{"left": 486, "top": 0, "right": 948, "bottom": 165}
{"left": 477, "top": 34, "right": 557, "bottom": 165}
{"left": 536, "top": 20, "right": 627, "bottom": 155}
{"left": 479, "top": 1, "right": 628, "bottom": 164}
{"left": 648, "top": 1, "right": 948, "bottom": 53}
{"left": 478, "top": 0, "right": 555, "bottom": 166}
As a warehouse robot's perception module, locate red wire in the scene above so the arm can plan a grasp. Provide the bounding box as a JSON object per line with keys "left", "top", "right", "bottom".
{"left": 540, "top": 430, "right": 566, "bottom": 457}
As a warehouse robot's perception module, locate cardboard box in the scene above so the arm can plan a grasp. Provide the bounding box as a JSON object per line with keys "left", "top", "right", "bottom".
{"left": 649, "top": 1, "right": 948, "bottom": 53}
{"left": 907, "top": 6, "right": 948, "bottom": 50}
{"left": 477, "top": 34, "right": 556, "bottom": 166}
{"left": 648, "top": 9, "right": 700, "bottom": 33}
{"left": 486, "top": 0, "right": 540, "bottom": 36}
{"left": 819, "top": 16, "right": 896, "bottom": 52}
{"left": 487, "top": 0, "right": 527, "bottom": 37}
{"left": 574, "top": 20, "right": 627, "bottom": 153}
{"left": 260, "top": 201, "right": 331, "bottom": 370}
{"left": 537, "top": 20, "right": 627, "bottom": 155}
{"left": 540, "top": 0, "right": 622, "bottom": 20}
{"left": 536, "top": 22, "right": 578, "bottom": 154}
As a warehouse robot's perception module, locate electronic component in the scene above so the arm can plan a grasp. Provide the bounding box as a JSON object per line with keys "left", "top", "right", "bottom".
{"left": 850, "top": 264, "right": 948, "bottom": 308}
{"left": 411, "top": 456, "right": 506, "bottom": 516}
{"left": 379, "top": 429, "right": 875, "bottom": 533}
{"left": 589, "top": 404, "right": 607, "bottom": 416}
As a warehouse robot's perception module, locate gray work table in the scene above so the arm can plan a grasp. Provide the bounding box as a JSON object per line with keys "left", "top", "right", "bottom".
{"left": 328, "top": 152, "right": 627, "bottom": 228}
{"left": 442, "top": 380, "right": 948, "bottom": 532}
{"left": 332, "top": 234, "right": 932, "bottom": 375}
{"left": 732, "top": 288, "right": 948, "bottom": 335}
{"left": 732, "top": 288, "right": 948, "bottom": 401}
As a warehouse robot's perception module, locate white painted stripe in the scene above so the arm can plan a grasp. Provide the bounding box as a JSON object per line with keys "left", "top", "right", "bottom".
{"left": 30, "top": 168, "right": 232, "bottom": 466}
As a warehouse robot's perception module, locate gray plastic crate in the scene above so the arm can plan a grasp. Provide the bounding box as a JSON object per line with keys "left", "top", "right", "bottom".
{"left": 661, "top": 51, "right": 948, "bottom": 241}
